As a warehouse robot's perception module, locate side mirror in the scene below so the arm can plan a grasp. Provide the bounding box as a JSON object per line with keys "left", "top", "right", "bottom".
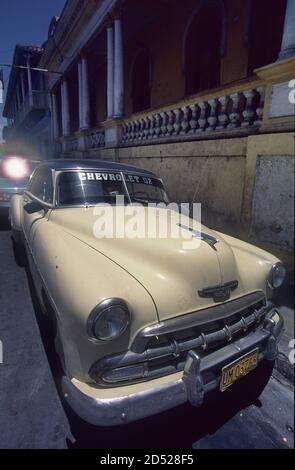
{"left": 24, "top": 200, "right": 48, "bottom": 215}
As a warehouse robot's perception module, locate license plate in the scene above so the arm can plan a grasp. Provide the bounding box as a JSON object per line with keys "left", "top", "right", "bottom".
{"left": 220, "top": 348, "right": 259, "bottom": 392}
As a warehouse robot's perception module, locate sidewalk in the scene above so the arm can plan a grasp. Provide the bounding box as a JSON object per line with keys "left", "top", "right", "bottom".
{"left": 273, "top": 281, "right": 294, "bottom": 382}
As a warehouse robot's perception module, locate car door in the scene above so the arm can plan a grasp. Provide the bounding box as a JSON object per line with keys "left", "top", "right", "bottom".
{"left": 22, "top": 167, "right": 54, "bottom": 250}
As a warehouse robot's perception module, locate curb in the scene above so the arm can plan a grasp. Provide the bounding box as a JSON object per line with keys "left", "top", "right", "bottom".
{"left": 274, "top": 350, "right": 294, "bottom": 383}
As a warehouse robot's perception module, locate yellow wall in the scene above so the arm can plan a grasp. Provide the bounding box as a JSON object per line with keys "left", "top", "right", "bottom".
{"left": 124, "top": 0, "right": 249, "bottom": 116}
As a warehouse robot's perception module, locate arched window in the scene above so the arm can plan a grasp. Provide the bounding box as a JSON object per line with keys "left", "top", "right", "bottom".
{"left": 131, "top": 49, "right": 151, "bottom": 113}
{"left": 184, "top": 1, "right": 226, "bottom": 95}
{"left": 247, "top": 0, "right": 286, "bottom": 75}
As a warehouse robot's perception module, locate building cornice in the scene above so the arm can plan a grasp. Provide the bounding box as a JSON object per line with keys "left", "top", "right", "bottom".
{"left": 39, "top": 0, "right": 120, "bottom": 90}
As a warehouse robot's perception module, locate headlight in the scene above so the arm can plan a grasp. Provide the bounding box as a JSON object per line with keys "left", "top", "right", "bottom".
{"left": 2, "top": 156, "right": 30, "bottom": 180}
{"left": 268, "top": 262, "right": 286, "bottom": 288}
{"left": 87, "top": 298, "right": 130, "bottom": 341}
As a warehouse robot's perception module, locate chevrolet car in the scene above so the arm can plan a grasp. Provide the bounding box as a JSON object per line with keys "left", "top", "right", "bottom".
{"left": 9, "top": 159, "right": 285, "bottom": 426}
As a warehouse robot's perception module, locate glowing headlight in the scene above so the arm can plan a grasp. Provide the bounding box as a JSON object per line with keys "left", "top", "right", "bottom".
{"left": 268, "top": 262, "right": 286, "bottom": 288}
{"left": 2, "top": 156, "right": 30, "bottom": 180}
{"left": 87, "top": 299, "right": 130, "bottom": 341}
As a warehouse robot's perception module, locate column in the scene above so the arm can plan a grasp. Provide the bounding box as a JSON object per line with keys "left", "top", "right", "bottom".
{"left": 51, "top": 92, "right": 59, "bottom": 140}
{"left": 16, "top": 83, "right": 21, "bottom": 109}
{"left": 107, "top": 24, "right": 114, "bottom": 119}
{"left": 81, "top": 56, "right": 90, "bottom": 129}
{"left": 278, "top": 0, "right": 295, "bottom": 60}
{"left": 20, "top": 71, "right": 25, "bottom": 101}
{"left": 113, "top": 16, "right": 124, "bottom": 118}
{"left": 78, "top": 60, "right": 83, "bottom": 129}
{"left": 61, "top": 79, "right": 70, "bottom": 137}
{"left": 26, "top": 54, "right": 32, "bottom": 93}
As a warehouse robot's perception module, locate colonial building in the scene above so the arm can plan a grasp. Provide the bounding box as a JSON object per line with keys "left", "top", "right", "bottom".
{"left": 2, "top": 44, "right": 50, "bottom": 158}
{"left": 3, "top": 0, "right": 295, "bottom": 268}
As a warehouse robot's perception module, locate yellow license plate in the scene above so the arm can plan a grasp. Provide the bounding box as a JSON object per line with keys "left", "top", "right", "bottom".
{"left": 220, "top": 348, "right": 259, "bottom": 392}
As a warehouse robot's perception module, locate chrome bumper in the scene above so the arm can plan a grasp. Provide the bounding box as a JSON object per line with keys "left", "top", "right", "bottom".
{"left": 61, "top": 310, "right": 283, "bottom": 427}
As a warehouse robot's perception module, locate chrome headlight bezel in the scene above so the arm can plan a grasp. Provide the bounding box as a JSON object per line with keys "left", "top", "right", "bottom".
{"left": 267, "top": 262, "right": 286, "bottom": 289}
{"left": 87, "top": 298, "right": 130, "bottom": 342}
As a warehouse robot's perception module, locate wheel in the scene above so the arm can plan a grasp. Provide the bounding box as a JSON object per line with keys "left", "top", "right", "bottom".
{"left": 12, "top": 237, "right": 27, "bottom": 267}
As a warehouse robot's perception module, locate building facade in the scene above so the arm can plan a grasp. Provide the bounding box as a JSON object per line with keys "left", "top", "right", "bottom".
{"left": 2, "top": 44, "right": 50, "bottom": 158}
{"left": 3, "top": 0, "right": 295, "bottom": 267}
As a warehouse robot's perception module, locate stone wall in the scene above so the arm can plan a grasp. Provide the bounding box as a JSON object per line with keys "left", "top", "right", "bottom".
{"left": 99, "top": 131, "right": 294, "bottom": 274}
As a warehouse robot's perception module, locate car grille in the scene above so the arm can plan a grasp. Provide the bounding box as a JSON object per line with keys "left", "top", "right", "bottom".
{"left": 89, "top": 293, "right": 270, "bottom": 387}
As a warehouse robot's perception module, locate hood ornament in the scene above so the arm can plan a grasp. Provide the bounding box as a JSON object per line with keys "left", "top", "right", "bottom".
{"left": 198, "top": 280, "right": 239, "bottom": 303}
{"left": 177, "top": 224, "right": 219, "bottom": 250}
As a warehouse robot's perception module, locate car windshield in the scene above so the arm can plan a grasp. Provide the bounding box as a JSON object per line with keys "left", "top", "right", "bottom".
{"left": 57, "top": 171, "right": 169, "bottom": 206}
{"left": 124, "top": 174, "right": 169, "bottom": 204}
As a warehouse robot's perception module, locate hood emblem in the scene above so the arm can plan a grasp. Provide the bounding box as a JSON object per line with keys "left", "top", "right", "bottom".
{"left": 177, "top": 224, "right": 219, "bottom": 250}
{"left": 198, "top": 280, "right": 239, "bottom": 303}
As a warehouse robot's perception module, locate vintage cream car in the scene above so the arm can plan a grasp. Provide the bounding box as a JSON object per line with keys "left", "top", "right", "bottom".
{"left": 10, "top": 159, "right": 285, "bottom": 426}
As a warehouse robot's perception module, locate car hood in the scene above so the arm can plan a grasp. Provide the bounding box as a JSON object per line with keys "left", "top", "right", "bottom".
{"left": 50, "top": 206, "right": 249, "bottom": 321}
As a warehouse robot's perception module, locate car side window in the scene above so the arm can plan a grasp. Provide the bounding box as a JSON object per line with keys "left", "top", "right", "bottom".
{"left": 28, "top": 167, "right": 53, "bottom": 204}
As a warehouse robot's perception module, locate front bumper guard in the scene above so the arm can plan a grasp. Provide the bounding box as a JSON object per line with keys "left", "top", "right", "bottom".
{"left": 61, "top": 309, "right": 283, "bottom": 427}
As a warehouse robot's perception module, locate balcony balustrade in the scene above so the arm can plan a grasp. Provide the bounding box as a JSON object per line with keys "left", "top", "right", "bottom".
{"left": 14, "top": 90, "right": 47, "bottom": 126}
{"left": 121, "top": 80, "right": 265, "bottom": 145}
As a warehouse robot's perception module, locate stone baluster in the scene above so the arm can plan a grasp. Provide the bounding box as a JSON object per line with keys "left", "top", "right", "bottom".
{"left": 139, "top": 118, "right": 145, "bottom": 140}
{"left": 254, "top": 87, "right": 265, "bottom": 126}
{"left": 241, "top": 89, "right": 255, "bottom": 127}
{"left": 217, "top": 96, "right": 229, "bottom": 129}
{"left": 207, "top": 99, "right": 218, "bottom": 131}
{"left": 133, "top": 120, "right": 139, "bottom": 140}
{"left": 130, "top": 121, "right": 136, "bottom": 141}
{"left": 166, "top": 110, "right": 174, "bottom": 136}
{"left": 173, "top": 108, "right": 182, "bottom": 135}
{"left": 181, "top": 106, "right": 190, "bottom": 134}
{"left": 121, "top": 123, "right": 127, "bottom": 142}
{"left": 126, "top": 122, "right": 132, "bottom": 141}
{"left": 197, "top": 102, "right": 208, "bottom": 132}
{"left": 228, "top": 93, "right": 242, "bottom": 128}
{"left": 126, "top": 123, "right": 130, "bottom": 141}
{"left": 189, "top": 104, "right": 198, "bottom": 133}
{"left": 160, "top": 111, "right": 168, "bottom": 136}
{"left": 143, "top": 116, "right": 149, "bottom": 140}
{"left": 154, "top": 113, "right": 161, "bottom": 138}
{"left": 122, "top": 122, "right": 129, "bottom": 142}
{"left": 148, "top": 115, "right": 154, "bottom": 139}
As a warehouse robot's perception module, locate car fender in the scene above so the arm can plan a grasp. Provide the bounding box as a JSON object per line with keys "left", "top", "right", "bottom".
{"left": 10, "top": 194, "right": 23, "bottom": 243}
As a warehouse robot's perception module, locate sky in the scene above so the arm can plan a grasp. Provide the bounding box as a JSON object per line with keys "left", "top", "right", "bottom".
{"left": 0, "top": 0, "right": 66, "bottom": 141}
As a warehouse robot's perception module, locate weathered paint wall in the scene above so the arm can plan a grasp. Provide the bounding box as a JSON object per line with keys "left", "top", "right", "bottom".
{"left": 101, "top": 137, "right": 247, "bottom": 235}
{"left": 100, "top": 131, "right": 294, "bottom": 272}
{"left": 251, "top": 155, "right": 294, "bottom": 252}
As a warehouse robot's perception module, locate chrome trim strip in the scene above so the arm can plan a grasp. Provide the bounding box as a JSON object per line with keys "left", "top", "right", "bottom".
{"left": 90, "top": 300, "right": 272, "bottom": 386}
{"left": 61, "top": 312, "right": 283, "bottom": 426}
{"left": 131, "top": 291, "right": 266, "bottom": 353}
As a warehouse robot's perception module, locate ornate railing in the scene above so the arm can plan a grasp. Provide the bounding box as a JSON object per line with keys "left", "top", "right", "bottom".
{"left": 121, "top": 83, "right": 265, "bottom": 144}
{"left": 86, "top": 128, "right": 105, "bottom": 149}
{"left": 14, "top": 91, "right": 47, "bottom": 126}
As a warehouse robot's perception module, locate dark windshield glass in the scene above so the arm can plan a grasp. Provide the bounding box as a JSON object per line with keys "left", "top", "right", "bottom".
{"left": 57, "top": 171, "right": 169, "bottom": 206}
{"left": 58, "top": 171, "right": 127, "bottom": 206}
{"left": 124, "top": 174, "right": 169, "bottom": 204}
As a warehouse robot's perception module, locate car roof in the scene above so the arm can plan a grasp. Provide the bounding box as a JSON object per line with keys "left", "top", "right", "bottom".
{"left": 40, "top": 159, "right": 158, "bottom": 177}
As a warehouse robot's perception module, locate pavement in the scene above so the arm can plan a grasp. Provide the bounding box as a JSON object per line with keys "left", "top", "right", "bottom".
{"left": 273, "top": 284, "right": 294, "bottom": 382}
{"left": 0, "top": 209, "right": 294, "bottom": 449}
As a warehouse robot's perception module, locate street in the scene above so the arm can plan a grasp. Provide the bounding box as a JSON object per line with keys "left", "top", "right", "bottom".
{"left": 0, "top": 213, "right": 294, "bottom": 449}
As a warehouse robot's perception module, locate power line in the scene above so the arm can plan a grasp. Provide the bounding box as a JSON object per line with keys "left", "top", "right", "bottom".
{"left": 0, "top": 63, "right": 63, "bottom": 75}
